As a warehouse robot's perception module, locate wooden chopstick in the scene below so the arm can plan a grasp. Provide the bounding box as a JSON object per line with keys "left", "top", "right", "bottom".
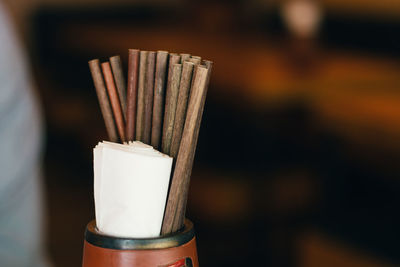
{"left": 172, "top": 61, "right": 213, "bottom": 231}
{"left": 88, "top": 59, "right": 119, "bottom": 142}
{"left": 110, "top": 55, "right": 127, "bottom": 121}
{"left": 101, "top": 62, "right": 126, "bottom": 142}
{"left": 160, "top": 54, "right": 181, "bottom": 153}
{"left": 161, "top": 63, "right": 182, "bottom": 155}
{"left": 126, "top": 49, "right": 140, "bottom": 141}
{"left": 170, "top": 61, "right": 195, "bottom": 158}
{"left": 135, "top": 51, "right": 148, "bottom": 142}
{"left": 151, "top": 51, "right": 169, "bottom": 149}
{"left": 162, "top": 65, "right": 210, "bottom": 234}
{"left": 142, "top": 51, "right": 156, "bottom": 144}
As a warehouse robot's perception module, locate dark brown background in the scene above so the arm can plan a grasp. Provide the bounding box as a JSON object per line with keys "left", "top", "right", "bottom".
{"left": 3, "top": 0, "right": 400, "bottom": 266}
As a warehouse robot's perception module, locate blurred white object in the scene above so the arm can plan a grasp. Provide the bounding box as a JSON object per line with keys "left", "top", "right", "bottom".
{"left": 94, "top": 141, "right": 173, "bottom": 238}
{"left": 282, "top": 0, "right": 323, "bottom": 38}
{"left": 0, "top": 2, "right": 50, "bottom": 267}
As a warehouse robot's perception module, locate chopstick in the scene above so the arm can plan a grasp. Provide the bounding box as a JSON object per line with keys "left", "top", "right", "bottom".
{"left": 110, "top": 55, "right": 127, "bottom": 121}
{"left": 126, "top": 49, "right": 140, "bottom": 141}
{"left": 101, "top": 62, "right": 126, "bottom": 142}
{"left": 161, "top": 53, "right": 182, "bottom": 155}
{"left": 151, "top": 51, "right": 169, "bottom": 149}
{"left": 135, "top": 51, "right": 148, "bottom": 142}
{"left": 161, "top": 63, "right": 182, "bottom": 155}
{"left": 170, "top": 61, "right": 195, "bottom": 158}
{"left": 88, "top": 59, "right": 119, "bottom": 142}
{"left": 162, "top": 65, "right": 210, "bottom": 234}
{"left": 143, "top": 51, "right": 156, "bottom": 144}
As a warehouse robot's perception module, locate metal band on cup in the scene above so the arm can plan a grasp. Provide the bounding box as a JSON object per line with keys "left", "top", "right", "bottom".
{"left": 85, "top": 219, "right": 195, "bottom": 250}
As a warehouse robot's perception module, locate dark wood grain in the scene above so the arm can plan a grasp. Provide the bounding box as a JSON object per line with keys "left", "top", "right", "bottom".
{"left": 126, "top": 49, "right": 140, "bottom": 141}
{"left": 142, "top": 51, "right": 156, "bottom": 144}
{"left": 135, "top": 51, "right": 148, "bottom": 142}
{"left": 88, "top": 59, "right": 118, "bottom": 142}
{"left": 170, "top": 61, "right": 195, "bottom": 158}
{"left": 101, "top": 62, "right": 126, "bottom": 142}
{"left": 110, "top": 55, "right": 127, "bottom": 121}
{"left": 161, "top": 63, "right": 182, "bottom": 155}
{"left": 162, "top": 65, "right": 210, "bottom": 234}
{"left": 150, "top": 51, "right": 169, "bottom": 149}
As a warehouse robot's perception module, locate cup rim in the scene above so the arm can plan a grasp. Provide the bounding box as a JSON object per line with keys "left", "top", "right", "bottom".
{"left": 85, "top": 219, "right": 195, "bottom": 250}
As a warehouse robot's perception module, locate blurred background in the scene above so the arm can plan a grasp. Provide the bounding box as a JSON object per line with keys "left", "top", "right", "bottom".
{"left": 2, "top": 0, "right": 400, "bottom": 266}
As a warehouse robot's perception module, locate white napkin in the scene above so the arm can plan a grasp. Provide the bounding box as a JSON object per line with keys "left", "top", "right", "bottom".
{"left": 94, "top": 141, "right": 173, "bottom": 238}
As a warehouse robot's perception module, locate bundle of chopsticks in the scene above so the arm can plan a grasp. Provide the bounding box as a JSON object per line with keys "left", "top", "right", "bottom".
{"left": 89, "top": 49, "right": 212, "bottom": 235}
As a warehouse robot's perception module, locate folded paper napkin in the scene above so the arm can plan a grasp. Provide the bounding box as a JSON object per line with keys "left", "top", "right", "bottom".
{"left": 94, "top": 141, "right": 173, "bottom": 238}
